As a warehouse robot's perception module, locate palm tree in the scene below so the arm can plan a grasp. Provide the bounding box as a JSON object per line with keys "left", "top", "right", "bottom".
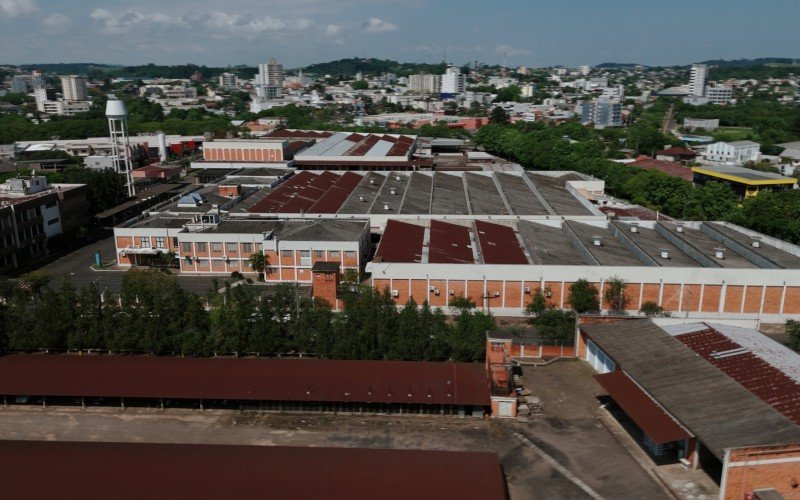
{"left": 248, "top": 252, "right": 267, "bottom": 281}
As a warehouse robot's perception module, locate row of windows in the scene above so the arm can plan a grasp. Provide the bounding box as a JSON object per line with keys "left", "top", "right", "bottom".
{"left": 180, "top": 242, "right": 255, "bottom": 254}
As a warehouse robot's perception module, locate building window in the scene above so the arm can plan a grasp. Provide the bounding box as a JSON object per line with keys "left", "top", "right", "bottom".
{"left": 329, "top": 251, "right": 340, "bottom": 259}
{"left": 195, "top": 259, "right": 209, "bottom": 267}
{"left": 172, "top": 237, "right": 178, "bottom": 248}
{"left": 155, "top": 237, "right": 166, "bottom": 249}
{"left": 196, "top": 242, "right": 207, "bottom": 252}
{"left": 227, "top": 242, "right": 238, "bottom": 253}
{"left": 300, "top": 250, "right": 311, "bottom": 266}
{"left": 281, "top": 250, "right": 292, "bottom": 258}
{"left": 211, "top": 242, "right": 222, "bottom": 253}
{"left": 140, "top": 237, "right": 150, "bottom": 248}
{"left": 315, "top": 250, "right": 324, "bottom": 258}
{"left": 181, "top": 242, "right": 192, "bottom": 253}
{"left": 242, "top": 243, "right": 253, "bottom": 253}
{"left": 47, "top": 218, "right": 59, "bottom": 225}
{"left": 345, "top": 251, "right": 356, "bottom": 259}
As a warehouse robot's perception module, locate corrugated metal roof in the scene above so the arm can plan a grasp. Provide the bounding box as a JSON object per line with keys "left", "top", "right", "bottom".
{"left": 595, "top": 370, "right": 691, "bottom": 444}
{"left": 0, "top": 441, "right": 507, "bottom": 500}
{"left": 0, "top": 355, "right": 489, "bottom": 406}
{"left": 374, "top": 220, "right": 425, "bottom": 263}
{"left": 674, "top": 328, "right": 800, "bottom": 426}
{"left": 429, "top": 220, "right": 474, "bottom": 264}
{"left": 581, "top": 320, "right": 800, "bottom": 460}
{"left": 474, "top": 221, "right": 528, "bottom": 264}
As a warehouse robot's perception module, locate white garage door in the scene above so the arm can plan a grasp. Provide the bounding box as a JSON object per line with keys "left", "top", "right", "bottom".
{"left": 586, "top": 340, "right": 616, "bottom": 374}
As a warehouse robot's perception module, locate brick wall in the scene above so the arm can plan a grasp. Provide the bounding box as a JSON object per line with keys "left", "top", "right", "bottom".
{"left": 723, "top": 444, "right": 800, "bottom": 499}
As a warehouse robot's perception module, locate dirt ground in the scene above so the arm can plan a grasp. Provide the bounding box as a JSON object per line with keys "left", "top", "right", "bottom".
{"left": 0, "top": 361, "right": 666, "bottom": 499}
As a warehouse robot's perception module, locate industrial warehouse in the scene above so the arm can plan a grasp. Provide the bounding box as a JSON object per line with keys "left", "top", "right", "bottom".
{"left": 1, "top": 441, "right": 508, "bottom": 500}
{"left": 578, "top": 319, "right": 800, "bottom": 499}
{"left": 0, "top": 355, "right": 490, "bottom": 417}
{"left": 112, "top": 167, "right": 800, "bottom": 319}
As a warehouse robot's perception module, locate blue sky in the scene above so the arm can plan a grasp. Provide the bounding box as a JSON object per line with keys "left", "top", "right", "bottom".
{"left": 1, "top": 0, "right": 798, "bottom": 69}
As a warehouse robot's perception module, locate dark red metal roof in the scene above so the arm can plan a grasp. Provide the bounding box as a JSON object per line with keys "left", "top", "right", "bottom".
{"left": 429, "top": 220, "right": 474, "bottom": 264}
{"left": 0, "top": 441, "right": 507, "bottom": 500}
{"left": 308, "top": 172, "right": 363, "bottom": 213}
{"left": 0, "top": 354, "right": 489, "bottom": 406}
{"left": 595, "top": 370, "right": 691, "bottom": 444}
{"left": 675, "top": 329, "right": 800, "bottom": 426}
{"left": 474, "top": 221, "right": 528, "bottom": 264}
{"left": 248, "top": 171, "right": 318, "bottom": 213}
{"left": 267, "top": 129, "right": 333, "bottom": 139}
{"left": 656, "top": 147, "right": 697, "bottom": 157}
{"left": 375, "top": 220, "right": 425, "bottom": 263}
{"left": 630, "top": 156, "right": 693, "bottom": 181}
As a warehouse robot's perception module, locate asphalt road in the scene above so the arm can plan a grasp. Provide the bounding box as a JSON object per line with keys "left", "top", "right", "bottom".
{"left": 37, "top": 235, "right": 227, "bottom": 295}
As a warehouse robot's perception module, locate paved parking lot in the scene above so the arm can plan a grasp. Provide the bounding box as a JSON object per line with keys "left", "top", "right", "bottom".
{"left": 36, "top": 235, "right": 225, "bottom": 295}
{"left": 0, "top": 361, "right": 666, "bottom": 499}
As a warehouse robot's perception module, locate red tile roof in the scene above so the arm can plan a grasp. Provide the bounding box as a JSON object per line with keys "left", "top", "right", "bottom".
{"left": 630, "top": 156, "right": 693, "bottom": 181}
{"left": 0, "top": 354, "right": 490, "bottom": 406}
{"left": 0, "top": 441, "right": 508, "bottom": 500}
{"left": 429, "top": 220, "right": 474, "bottom": 264}
{"left": 375, "top": 220, "right": 425, "bottom": 263}
{"left": 656, "top": 147, "right": 697, "bottom": 157}
{"left": 595, "top": 371, "right": 691, "bottom": 444}
{"left": 308, "top": 172, "right": 363, "bottom": 213}
{"left": 675, "top": 329, "right": 800, "bottom": 426}
{"left": 248, "top": 171, "right": 360, "bottom": 214}
{"left": 266, "top": 129, "right": 333, "bottom": 139}
{"left": 474, "top": 220, "right": 528, "bottom": 264}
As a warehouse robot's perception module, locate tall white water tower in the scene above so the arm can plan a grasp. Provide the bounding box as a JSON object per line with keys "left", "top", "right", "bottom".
{"left": 106, "top": 97, "right": 136, "bottom": 197}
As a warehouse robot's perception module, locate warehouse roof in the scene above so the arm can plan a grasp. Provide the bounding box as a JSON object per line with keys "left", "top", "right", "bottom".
{"left": 0, "top": 355, "right": 490, "bottom": 406}
{"left": 581, "top": 320, "right": 800, "bottom": 460}
{"left": 692, "top": 165, "right": 797, "bottom": 185}
{"left": 0, "top": 441, "right": 508, "bottom": 500}
{"left": 295, "top": 132, "right": 417, "bottom": 161}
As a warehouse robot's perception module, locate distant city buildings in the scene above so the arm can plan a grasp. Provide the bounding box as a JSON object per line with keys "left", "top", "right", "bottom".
{"left": 683, "top": 118, "right": 719, "bottom": 131}
{"left": 579, "top": 97, "right": 622, "bottom": 128}
{"left": 218, "top": 72, "right": 239, "bottom": 90}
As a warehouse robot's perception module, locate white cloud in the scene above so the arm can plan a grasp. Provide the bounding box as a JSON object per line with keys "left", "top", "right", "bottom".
{"left": 204, "top": 12, "right": 312, "bottom": 33}
{"left": 90, "top": 8, "right": 179, "bottom": 34}
{"left": 363, "top": 17, "right": 397, "bottom": 33}
{"left": 496, "top": 44, "right": 531, "bottom": 57}
{"left": 0, "top": 0, "right": 37, "bottom": 18}
{"left": 41, "top": 13, "right": 71, "bottom": 29}
{"left": 324, "top": 24, "right": 341, "bottom": 37}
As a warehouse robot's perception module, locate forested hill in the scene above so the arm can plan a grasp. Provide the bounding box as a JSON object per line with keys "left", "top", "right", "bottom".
{"left": 299, "top": 58, "right": 447, "bottom": 77}
{"left": 18, "top": 63, "right": 258, "bottom": 80}
{"left": 700, "top": 57, "right": 798, "bottom": 66}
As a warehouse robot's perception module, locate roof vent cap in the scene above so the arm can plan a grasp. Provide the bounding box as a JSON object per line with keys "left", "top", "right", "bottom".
{"left": 659, "top": 248, "right": 669, "bottom": 259}
{"left": 592, "top": 235, "right": 603, "bottom": 246}
{"left": 714, "top": 247, "right": 725, "bottom": 259}
{"left": 676, "top": 224, "right": 684, "bottom": 233}
{"left": 751, "top": 238, "right": 761, "bottom": 248}
{"left": 630, "top": 223, "right": 638, "bottom": 233}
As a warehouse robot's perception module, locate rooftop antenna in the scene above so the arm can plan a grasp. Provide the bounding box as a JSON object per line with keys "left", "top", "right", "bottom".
{"left": 106, "top": 97, "right": 136, "bottom": 197}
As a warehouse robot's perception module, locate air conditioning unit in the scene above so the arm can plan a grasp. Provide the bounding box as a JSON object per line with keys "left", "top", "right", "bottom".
{"left": 433, "top": 289, "right": 440, "bottom": 296}
{"left": 428, "top": 285, "right": 435, "bottom": 292}
{"left": 523, "top": 287, "right": 531, "bottom": 294}
{"left": 544, "top": 290, "right": 553, "bottom": 298}
{"left": 492, "top": 291, "right": 500, "bottom": 298}
{"left": 448, "top": 290, "right": 455, "bottom": 296}
{"left": 391, "top": 289, "right": 399, "bottom": 298}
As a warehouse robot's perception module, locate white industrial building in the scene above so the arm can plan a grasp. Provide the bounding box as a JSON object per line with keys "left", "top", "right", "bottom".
{"left": 704, "top": 141, "right": 761, "bottom": 164}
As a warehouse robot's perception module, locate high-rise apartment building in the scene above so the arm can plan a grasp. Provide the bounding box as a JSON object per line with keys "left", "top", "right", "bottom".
{"left": 689, "top": 64, "right": 707, "bottom": 97}
{"left": 408, "top": 73, "right": 442, "bottom": 93}
{"left": 218, "top": 72, "right": 239, "bottom": 90}
{"left": 60, "top": 75, "right": 88, "bottom": 101}
{"left": 256, "top": 58, "right": 284, "bottom": 99}
{"left": 440, "top": 66, "right": 466, "bottom": 96}
{"left": 579, "top": 97, "right": 622, "bottom": 129}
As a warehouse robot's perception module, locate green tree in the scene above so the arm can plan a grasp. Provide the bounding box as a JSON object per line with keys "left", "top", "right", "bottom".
{"left": 787, "top": 320, "right": 800, "bottom": 353}
{"left": 604, "top": 276, "right": 629, "bottom": 313}
{"left": 489, "top": 106, "right": 510, "bottom": 124}
{"left": 533, "top": 309, "right": 576, "bottom": 342}
{"left": 639, "top": 301, "right": 669, "bottom": 318}
{"left": 249, "top": 253, "right": 266, "bottom": 279}
{"left": 567, "top": 279, "right": 600, "bottom": 313}
{"left": 523, "top": 288, "right": 549, "bottom": 320}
